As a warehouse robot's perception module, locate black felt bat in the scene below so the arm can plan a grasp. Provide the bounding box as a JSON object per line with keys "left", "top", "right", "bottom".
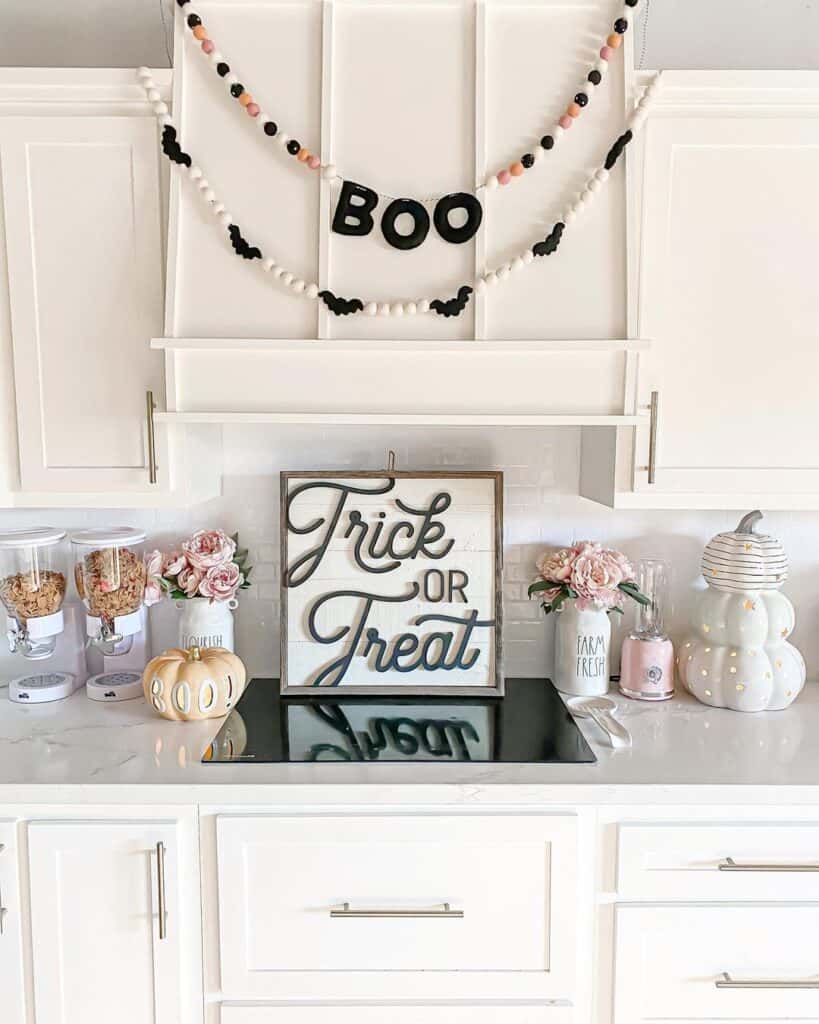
{"left": 319, "top": 290, "right": 364, "bottom": 316}
{"left": 430, "top": 285, "right": 473, "bottom": 318}
{"left": 161, "top": 125, "right": 192, "bottom": 168}
{"left": 604, "top": 129, "right": 633, "bottom": 171}
{"left": 532, "top": 221, "right": 565, "bottom": 258}
{"left": 228, "top": 224, "right": 262, "bottom": 260}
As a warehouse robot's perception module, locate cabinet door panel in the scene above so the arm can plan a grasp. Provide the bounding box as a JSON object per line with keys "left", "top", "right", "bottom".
{"left": 631, "top": 76, "right": 819, "bottom": 499}
{"left": 28, "top": 820, "right": 180, "bottom": 1024}
{"left": 0, "top": 821, "right": 25, "bottom": 1024}
{"left": 221, "top": 1004, "right": 573, "bottom": 1024}
{"left": 0, "top": 115, "right": 165, "bottom": 491}
{"left": 614, "top": 905, "right": 819, "bottom": 1021}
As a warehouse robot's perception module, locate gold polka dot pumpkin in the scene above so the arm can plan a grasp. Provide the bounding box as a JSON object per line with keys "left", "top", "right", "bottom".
{"left": 679, "top": 512, "right": 805, "bottom": 712}
{"left": 143, "top": 645, "right": 247, "bottom": 721}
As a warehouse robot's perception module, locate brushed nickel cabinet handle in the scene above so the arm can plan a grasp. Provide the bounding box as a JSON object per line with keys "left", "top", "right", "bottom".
{"left": 718, "top": 856, "right": 819, "bottom": 873}
{"left": 156, "top": 841, "right": 167, "bottom": 940}
{"left": 146, "top": 390, "right": 158, "bottom": 485}
{"left": 647, "top": 389, "right": 659, "bottom": 484}
{"left": 330, "top": 902, "right": 463, "bottom": 919}
{"left": 0, "top": 842, "right": 6, "bottom": 935}
{"left": 716, "top": 971, "right": 819, "bottom": 990}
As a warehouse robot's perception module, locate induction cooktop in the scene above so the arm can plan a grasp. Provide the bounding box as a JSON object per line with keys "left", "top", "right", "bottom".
{"left": 203, "top": 678, "right": 595, "bottom": 764}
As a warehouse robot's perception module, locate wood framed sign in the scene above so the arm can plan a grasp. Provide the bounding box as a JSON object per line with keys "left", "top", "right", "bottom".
{"left": 280, "top": 470, "right": 503, "bottom": 696}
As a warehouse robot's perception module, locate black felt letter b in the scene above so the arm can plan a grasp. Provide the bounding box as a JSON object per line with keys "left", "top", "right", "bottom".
{"left": 332, "top": 180, "right": 378, "bottom": 236}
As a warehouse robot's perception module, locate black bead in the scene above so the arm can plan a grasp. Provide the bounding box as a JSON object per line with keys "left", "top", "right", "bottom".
{"left": 625, "top": 0, "right": 638, "bottom": 6}
{"left": 588, "top": 69, "right": 602, "bottom": 86}
{"left": 263, "top": 121, "right": 278, "bottom": 137}
{"left": 286, "top": 139, "right": 301, "bottom": 155}
{"left": 613, "top": 17, "right": 628, "bottom": 32}
{"left": 574, "top": 92, "right": 588, "bottom": 107}
{"left": 520, "top": 153, "right": 534, "bottom": 169}
{"left": 540, "top": 134, "right": 554, "bottom": 150}
{"left": 176, "top": 0, "right": 190, "bottom": 6}
{"left": 187, "top": 13, "right": 201, "bottom": 28}
{"left": 216, "top": 62, "right": 229, "bottom": 77}
{"left": 230, "top": 82, "right": 244, "bottom": 98}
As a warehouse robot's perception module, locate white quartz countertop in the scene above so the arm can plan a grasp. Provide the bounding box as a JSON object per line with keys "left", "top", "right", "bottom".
{"left": 1, "top": 681, "right": 818, "bottom": 804}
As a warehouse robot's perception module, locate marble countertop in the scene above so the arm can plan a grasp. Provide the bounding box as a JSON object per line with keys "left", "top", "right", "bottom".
{"left": 0, "top": 680, "right": 818, "bottom": 802}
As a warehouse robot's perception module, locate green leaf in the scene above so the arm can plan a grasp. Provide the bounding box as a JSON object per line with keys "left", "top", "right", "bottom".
{"left": 540, "top": 604, "right": 553, "bottom": 615}
{"left": 169, "top": 589, "right": 188, "bottom": 601}
{"left": 618, "top": 581, "right": 651, "bottom": 606}
{"left": 528, "top": 579, "right": 555, "bottom": 597}
{"left": 609, "top": 606, "right": 624, "bottom": 615}
{"left": 551, "top": 591, "right": 569, "bottom": 614}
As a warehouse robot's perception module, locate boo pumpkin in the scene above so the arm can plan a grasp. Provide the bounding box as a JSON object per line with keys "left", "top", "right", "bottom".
{"left": 143, "top": 645, "right": 246, "bottom": 721}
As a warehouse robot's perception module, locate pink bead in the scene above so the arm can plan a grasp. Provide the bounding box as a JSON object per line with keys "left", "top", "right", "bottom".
{"left": 600, "top": 45, "right": 614, "bottom": 61}
{"left": 201, "top": 39, "right": 215, "bottom": 54}
{"left": 497, "top": 169, "right": 512, "bottom": 185}
{"left": 307, "top": 154, "right": 321, "bottom": 170}
{"left": 559, "top": 114, "right": 573, "bottom": 130}
{"left": 246, "top": 102, "right": 260, "bottom": 117}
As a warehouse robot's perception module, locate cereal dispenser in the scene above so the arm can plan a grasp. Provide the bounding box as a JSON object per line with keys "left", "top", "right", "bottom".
{"left": 0, "top": 527, "right": 86, "bottom": 702}
{"left": 70, "top": 527, "right": 151, "bottom": 701}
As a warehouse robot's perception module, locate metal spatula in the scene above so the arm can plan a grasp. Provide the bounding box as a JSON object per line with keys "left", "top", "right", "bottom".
{"left": 567, "top": 696, "right": 632, "bottom": 749}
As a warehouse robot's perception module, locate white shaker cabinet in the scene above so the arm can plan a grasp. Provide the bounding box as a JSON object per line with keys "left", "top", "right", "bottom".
{"left": 0, "top": 70, "right": 219, "bottom": 507}
{"left": 0, "top": 820, "right": 25, "bottom": 1024}
{"left": 615, "top": 72, "right": 819, "bottom": 509}
{"left": 27, "top": 820, "right": 185, "bottom": 1024}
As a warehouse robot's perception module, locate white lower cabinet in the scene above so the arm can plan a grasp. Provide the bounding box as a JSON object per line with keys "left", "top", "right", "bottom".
{"left": 27, "top": 820, "right": 185, "bottom": 1024}
{"left": 220, "top": 1004, "right": 573, "bottom": 1024}
{"left": 0, "top": 820, "right": 25, "bottom": 1024}
{"left": 215, "top": 813, "right": 577, "bottom": 1001}
{"left": 613, "top": 904, "right": 819, "bottom": 1022}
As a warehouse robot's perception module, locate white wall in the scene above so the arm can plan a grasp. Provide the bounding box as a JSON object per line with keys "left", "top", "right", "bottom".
{"left": 2, "top": 0, "right": 818, "bottom": 70}
{"left": 1, "top": 426, "right": 817, "bottom": 687}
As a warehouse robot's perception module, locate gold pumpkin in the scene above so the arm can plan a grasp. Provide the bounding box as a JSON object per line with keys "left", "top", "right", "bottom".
{"left": 143, "top": 645, "right": 247, "bottom": 721}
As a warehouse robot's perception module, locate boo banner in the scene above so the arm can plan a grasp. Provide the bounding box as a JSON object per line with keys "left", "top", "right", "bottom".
{"left": 280, "top": 471, "right": 503, "bottom": 695}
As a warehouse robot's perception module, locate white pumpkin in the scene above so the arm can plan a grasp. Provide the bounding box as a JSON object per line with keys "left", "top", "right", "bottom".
{"left": 143, "top": 645, "right": 247, "bottom": 721}
{"left": 681, "top": 512, "right": 805, "bottom": 713}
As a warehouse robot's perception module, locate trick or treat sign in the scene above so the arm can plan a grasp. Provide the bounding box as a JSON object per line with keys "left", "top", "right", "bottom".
{"left": 280, "top": 471, "right": 503, "bottom": 696}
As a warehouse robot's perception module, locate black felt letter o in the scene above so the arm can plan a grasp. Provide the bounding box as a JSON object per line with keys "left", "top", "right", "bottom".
{"left": 433, "top": 192, "right": 483, "bottom": 245}
{"left": 380, "top": 198, "right": 430, "bottom": 251}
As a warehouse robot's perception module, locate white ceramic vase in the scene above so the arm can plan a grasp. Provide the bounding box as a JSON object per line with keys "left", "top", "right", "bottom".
{"left": 553, "top": 600, "right": 611, "bottom": 697}
{"left": 176, "top": 597, "right": 237, "bottom": 652}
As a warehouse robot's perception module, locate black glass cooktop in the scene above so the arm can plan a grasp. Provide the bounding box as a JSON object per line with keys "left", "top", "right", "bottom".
{"left": 203, "top": 678, "right": 595, "bottom": 764}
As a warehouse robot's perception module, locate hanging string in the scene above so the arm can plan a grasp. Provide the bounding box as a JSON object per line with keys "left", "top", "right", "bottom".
{"left": 158, "top": 0, "right": 173, "bottom": 67}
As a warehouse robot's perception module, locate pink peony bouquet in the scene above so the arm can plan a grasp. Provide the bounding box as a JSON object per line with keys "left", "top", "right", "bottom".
{"left": 144, "top": 529, "right": 252, "bottom": 605}
{"left": 528, "top": 541, "right": 649, "bottom": 615}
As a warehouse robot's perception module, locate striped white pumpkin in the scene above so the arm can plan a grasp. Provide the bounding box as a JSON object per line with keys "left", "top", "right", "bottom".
{"left": 701, "top": 511, "right": 788, "bottom": 594}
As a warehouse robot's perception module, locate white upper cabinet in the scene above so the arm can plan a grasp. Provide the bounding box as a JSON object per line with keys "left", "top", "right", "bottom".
{"left": 0, "top": 70, "right": 219, "bottom": 507}
{"left": 617, "top": 71, "right": 819, "bottom": 508}
{"left": 27, "top": 819, "right": 186, "bottom": 1024}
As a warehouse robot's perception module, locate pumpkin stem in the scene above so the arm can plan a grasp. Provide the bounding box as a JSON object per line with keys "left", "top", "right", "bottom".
{"left": 187, "top": 645, "right": 202, "bottom": 662}
{"left": 736, "top": 510, "right": 763, "bottom": 535}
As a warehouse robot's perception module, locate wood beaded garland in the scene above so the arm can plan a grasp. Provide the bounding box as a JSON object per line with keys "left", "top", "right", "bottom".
{"left": 137, "top": 65, "right": 661, "bottom": 318}
{"left": 179, "top": 0, "right": 641, "bottom": 205}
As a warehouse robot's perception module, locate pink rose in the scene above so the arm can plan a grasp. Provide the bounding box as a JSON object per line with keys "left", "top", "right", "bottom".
{"left": 536, "top": 547, "right": 577, "bottom": 584}
{"left": 143, "top": 550, "right": 164, "bottom": 607}
{"left": 182, "top": 529, "right": 236, "bottom": 572}
{"left": 177, "top": 565, "right": 202, "bottom": 598}
{"left": 145, "top": 549, "right": 163, "bottom": 579}
{"left": 570, "top": 543, "right": 632, "bottom": 610}
{"left": 199, "top": 562, "right": 243, "bottom": 602}
{"left": 162, "top": 550, "right": 187, "bottom": 576}
{"left": 144, "top": 580, "right": 163, "bottom": 607}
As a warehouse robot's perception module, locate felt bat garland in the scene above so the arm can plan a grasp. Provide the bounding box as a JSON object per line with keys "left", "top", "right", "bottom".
{"left": 138, "top": 67, "right": 661, "bottom": 318}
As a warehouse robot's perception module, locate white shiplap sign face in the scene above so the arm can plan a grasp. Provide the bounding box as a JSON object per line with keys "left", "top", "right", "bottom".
{"left": 280, "top": 472, "right": 502, "bottom": 695}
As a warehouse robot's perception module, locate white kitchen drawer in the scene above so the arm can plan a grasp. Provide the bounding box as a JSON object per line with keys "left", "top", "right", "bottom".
{"left": 216, "top": 813, "right": 576, "bottom": 999}
{"left": 221, "top": 1004, "right": 572, "bottom": 1024}
{"left": 614, "top": 905, "right": 819, "bottom": 1022}
{"left": 617, "top": 821, "right": 819, "bottom": 899}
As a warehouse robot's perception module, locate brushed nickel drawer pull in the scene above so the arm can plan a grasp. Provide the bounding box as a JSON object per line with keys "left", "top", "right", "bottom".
{"left": 716, "top": 971, "right": 819, "bottom": 990}
{"left": 146, "top": 390, "right": 158, "bottom": 485}
{"left": 0, "top": 842, "right": 6, "bottom": 935}
{"left": 647, "top": 389, "right": 659, "bottom": 484}
{"left": 156, "top": 841, "right": 168, "bottom": 940}
{"left": 718, "top": 856, "right": 819, "bottom": 873}
{"left": 330, "top": 902, "right": 463, "bottom": 919}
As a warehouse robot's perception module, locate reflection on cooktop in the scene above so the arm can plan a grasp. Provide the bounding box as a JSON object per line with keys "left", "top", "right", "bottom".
{"left": 203, "top": 678, "right": 595, "bottom": 764}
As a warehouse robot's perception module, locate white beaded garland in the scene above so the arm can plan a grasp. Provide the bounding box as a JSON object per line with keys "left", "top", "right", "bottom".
{"left": 485, "top": 175, "right": 499, "bottom": 191}
{"left": 153, "top": 101, "right": 169, "bottom": 116}
{"left": 138, "top": 68, "right": 661, "bottom": 317}
{"left": 225, "top": 72, "right": 238, "bottom": 87}
{"left": 322, "top": 164, "right": 337, "bottom": 181}
{"left": 147, "top": 88, "right": 161, "bottom": 103}
{"left": 277, "top": 132, "right": 290, "bottom": 148}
